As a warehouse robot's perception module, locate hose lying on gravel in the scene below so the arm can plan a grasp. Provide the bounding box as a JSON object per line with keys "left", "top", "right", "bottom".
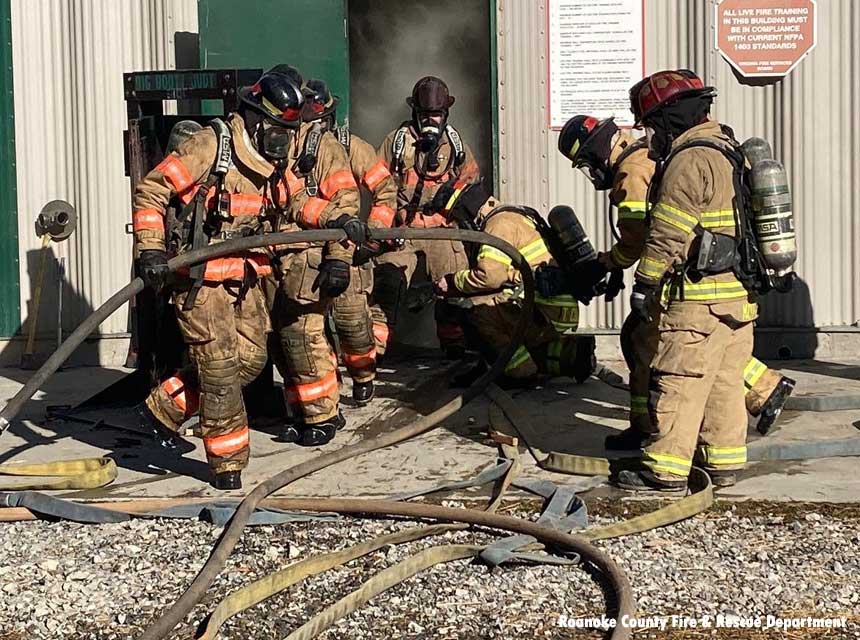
{"left": 0, "top": 228, "right": 635, "bottom": 640}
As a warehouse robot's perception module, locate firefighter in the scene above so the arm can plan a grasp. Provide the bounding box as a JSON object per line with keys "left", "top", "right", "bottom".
{"left": 433, "top": 181, "right": 595, "bottom": 386}
{"left": 301, "top": 78, "right": 398, "bottom": 406}
{"left": 264, "top": 77, "right": 365, "bottom": 447}
{"left": 557, "top": 112, "right": 795, "bottom": 450}
{"left": 131, "top": 70, "right": 311, "bottom": 490}
{"left": 373, "top": 76, "right": 481, "bottom": 359}
{"left": 611, "top": 69, "right": 763, "bottom": 491}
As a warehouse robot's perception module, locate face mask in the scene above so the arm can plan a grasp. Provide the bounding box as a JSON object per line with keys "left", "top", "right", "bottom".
{"left": 261, "top": 122, "right": 292, "bottom": 160}
{"left": 645, "top": 125, "right": 672, "bottom": 161}
{"left": 576, "top": 162, "right": 612, "bottom": 191}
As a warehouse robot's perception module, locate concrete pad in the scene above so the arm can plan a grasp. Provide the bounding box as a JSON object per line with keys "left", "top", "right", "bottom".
{"left": 0, "top": 356, "right": 858, "bottom": 504}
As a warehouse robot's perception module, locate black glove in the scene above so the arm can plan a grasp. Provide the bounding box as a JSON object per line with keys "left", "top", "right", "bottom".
{"left": 630, "top": 282, "right": 658, "bottom": 323}
{"left": 566, "top": 259, "right": 608, "bottom": 304}
{"left": 326, "top": 214, "right": 368, "bottom": 245}
{"left": 312, "top": 259, "right": 351, "bottom": 298}
{"left": 352, "top": 240, "right": 385, "bottom": 266}
{"left": 604, "top": 268, "right": 626, "bottom": 302}
{"left": 139, "top": 249, "right": 170, "bottom": 291}
{"left": 535, "top": 265, "right": 569, "bottom": 298}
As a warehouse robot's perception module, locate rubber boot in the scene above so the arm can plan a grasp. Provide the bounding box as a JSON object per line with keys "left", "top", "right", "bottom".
{"left": 353, "top": 380, "right": 374, "bottom": 406}
{"left": 614, "top": 468, "right": 687, "bottom": 492}
{"left": 573, "top": 336, "right": 597, "bottom": 384}
{"left": 605, "top": 427, "right": 647, "bottom": 451}
{"left": 212, "top": 470, "right": 242, "bottom": 490}
{"left": 756, "top": 376, "right": 796, "bottom": 435}
{"left": 707, "top": 469, "right": 737, "bottom": 488}
{"left": 299, "top": 411, "right": 345, "bottom": 447}
{"left": 133, "top": 402, "right": 189, "bottom": 451}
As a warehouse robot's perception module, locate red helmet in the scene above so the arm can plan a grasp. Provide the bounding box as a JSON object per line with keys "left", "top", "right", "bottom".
{"left": 630, "top": 69, "right": 715, "bottom": 125}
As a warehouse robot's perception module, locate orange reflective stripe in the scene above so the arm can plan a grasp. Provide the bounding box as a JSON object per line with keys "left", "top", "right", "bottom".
{"left": 459, "top": 161, "right": 479, "bottom": 182}
{"left": 156, "top": 155, "right": 196, "bottom": 201}
{"left": 301, "top": 197, "right": 329, "bottom": 228}
{"left": 201, "top": 254, "right": 271, "bottom": 281}
{"left": 132, "top": 209, "right": 165, "bottom": 232}
{"left": 363, "top": 159, "right": 391, "bottom": 191}
{"left": 418, "top": 213, "right": 448, "bottom": 228}
{"left": 373, "top": 322, "right": 391, "bottom": 346}
{"left": 162, "top": 376, "right": 199, "bottom": 416}
{"left": 368, "top": 204, "right": 395, "bottom": 228}
{"left": 203, "top": 426, "right": 250, "bottom": 457}
{"left": 285, "top": 370, "right": 339, "bottom": 404}
{"left": 319, "top": 169, "right": 357, "bottom": 199}
{"left": 230, "top": 193, "right": 266, "bottom": 216}
{"left": 343, "top": 347, "right": 377, "bottom": 370}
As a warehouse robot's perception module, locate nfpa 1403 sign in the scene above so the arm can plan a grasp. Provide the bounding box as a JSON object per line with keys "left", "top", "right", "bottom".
{"left": 715, "top": 0, "right": 816, "bottom": 77}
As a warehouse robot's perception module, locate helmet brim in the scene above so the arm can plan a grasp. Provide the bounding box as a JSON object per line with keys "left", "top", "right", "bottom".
{"left": 635, "top": 86, "right": 717, "bottom": 126}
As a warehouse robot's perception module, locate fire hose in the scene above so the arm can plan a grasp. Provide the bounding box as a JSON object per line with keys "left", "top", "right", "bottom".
{"left": 0, "top": 228, "right": 636, "bottom": 640}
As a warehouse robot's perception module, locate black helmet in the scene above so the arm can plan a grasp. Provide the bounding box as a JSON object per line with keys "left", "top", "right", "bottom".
{"left": 407, "top": 76, "right": 455, "bottom": 112}
{"left": 302, "top": 77, "right": 339, "bottom": 124}
{"left": 267, "top": 64, "right": 304, "bottom": 88}
{"left": 432, "top": 178, "right": 490, "bottom": 224}
{"left": 239, "top": 70, "right": 305, "bottom": 129}
{"left": 557, "top": 115, "right": 619, "bottom": 190}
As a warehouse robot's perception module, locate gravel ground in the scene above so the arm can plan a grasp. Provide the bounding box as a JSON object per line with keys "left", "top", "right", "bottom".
{"left": 0, "top": 499, "right": 858, "bottom": 640}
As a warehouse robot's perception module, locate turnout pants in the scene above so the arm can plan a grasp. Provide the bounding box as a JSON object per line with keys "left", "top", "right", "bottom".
{"left": 743, "top": 357, "right": 784, "bottom": 415}
{"left": 641, "top": 302, "right": 754, "bottom": 481}
{"left": 146, "top": 280, "right": 269, "bottom": 474}
{"left": 372, "top": 237, "right": 468, "bottom": 354}
{"left": 332, "top": 263, "right": 377, "bottom": 383}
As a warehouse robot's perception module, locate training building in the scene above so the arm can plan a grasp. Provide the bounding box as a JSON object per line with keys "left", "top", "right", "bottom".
{"left": 0, "top": 0, "right": 856, "bottom": 365}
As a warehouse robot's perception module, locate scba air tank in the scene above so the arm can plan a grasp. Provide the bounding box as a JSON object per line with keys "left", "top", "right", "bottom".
{"left": 547, "top": 205, "right": 597, "bottom": 268}
{"left": 749, "top": 158, "right": 797, "bottom": 275}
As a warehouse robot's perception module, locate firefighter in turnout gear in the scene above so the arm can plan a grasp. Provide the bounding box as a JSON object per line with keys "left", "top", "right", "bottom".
{"left": 302, "top": 78, "right": 397, "bottom": 406}
{"left": 259, "top": 76, "right": 364, "bottom": 447}
{"left": 558, "top": 111, "right": 795, "bottom": 450}
{"left": 132, "top": 72, "right": 315, "bottom": 489}
{"left": 612, "top": 69, "right": 763, "bottom": 491}
{"left": 433, "top": 181, "right": 595, "bottom": 386}
{"left": 373, "top": 76, "right": 481, "bottom": 358}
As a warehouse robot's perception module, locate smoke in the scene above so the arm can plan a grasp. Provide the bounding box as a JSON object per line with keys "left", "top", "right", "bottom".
{"left": 348, "top": 0, "right": 493, "bottom": 184}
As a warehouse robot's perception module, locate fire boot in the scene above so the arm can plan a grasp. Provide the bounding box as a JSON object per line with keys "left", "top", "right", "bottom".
{"left": 707, "top": 469, "right": 737, "bottom": 488}
{"left": 614, "top": 469, "right": 687, "bottom": 493}
{"left": 756, "top": 376, "right": 796, "bottom": 435}
{"left": 299, "top": 411, "right": 346, "bottom": 447}
{"left": 572, "top": 336, "right": 597, "bottom": 384}
{"left": 353, "top": 380, "right": 374, "bottom": 406}
{"left": 133, "top": 402, "right": 190, "bottom": 451}
{"left": 605, "top": 427, "right": 647, "bottom": 451}
{"left": 212, "top": 470, "right": 242, "bottom": 490}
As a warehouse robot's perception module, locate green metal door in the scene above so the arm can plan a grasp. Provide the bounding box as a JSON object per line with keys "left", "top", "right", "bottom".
{"left": 198, "top": 0, "right": 349, "bottom": 121}
{"left": 0, "top": 0, "right": 20, "bottom": 337}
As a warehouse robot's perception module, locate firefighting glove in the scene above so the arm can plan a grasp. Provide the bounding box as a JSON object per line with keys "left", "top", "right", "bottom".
{"left": 604, "top": 268, "right": 625, "bottom": 302}
{"left": 566, "top": 259, "right": 608, "bottom": 304}
{"left": 327, "top": 214, "right": 369, "bottom": 246}
{"left": 630, "top": 282, "right": 658, "bottom": 323}
{"left": 313, "top": 259, "right": 351, "bottom": 298}
{"left": 353, "top": 240, "right": 386, "bottom": 266}
{"left": 535, "top": 265, "right": 568, "bottom": 298}
{"left": 139, "top": 249, "right": 170, "bottom": 291}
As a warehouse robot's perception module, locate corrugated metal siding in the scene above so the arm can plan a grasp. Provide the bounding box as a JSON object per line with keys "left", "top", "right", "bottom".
{"left": 10, "top": 0, "right": 198, "bottom": 337}
{"left": 498, "top": 0, "right": 860, "bottom": 329}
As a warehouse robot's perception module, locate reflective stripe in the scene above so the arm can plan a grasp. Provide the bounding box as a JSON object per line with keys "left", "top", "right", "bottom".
{"left": 669, "top": 280, "right": 748, "bottom": 301}
{"left": 415, "top": 212, "right": 448, "bottom": 228}
{"left": 743, "top": 357, "right": 768, "bottom": 390}
{"left": 320, "top": 169, "right": 357, "bottom": 199}
{"left": 132, "top": 209, "right": 164, "bottom": 233}
{"left": 610, "top": 244, "right": 637, "bottom": 268}
{"left": 636, "top": 256, "right": 665, "bottom": 279}
{"left": 162, "top": 376, "right": 199, "bottom": 417}
{"left": 156, "top": 155, "right": 196, "bottom": 202}
{"left": 476, "top": 245, "right": 511, "bottom": 266}
{"left": 698, "top": 445, "right": 747, "bottom": 467}
{"left": 520, "top": 237, "right": 551, "bottom": 265}
{"left": 641, "top": 451, "right": 692, "bottom": 477}
{"left": 534, "top": 294, "right": 578, "bottom": 307}
{"left": 203, "top": 189, "right": 267, "bottom": 217}
{"left": 617, "top": 202, "right": 647, "bottom": 220}
{"left": 453, "top": 269, "right": 476, "bottom": 294}
{"left": 700, "top": 209, "right": 735, "bottom": 229}
{"left": 546, "top": 340, "right": 563, "bottom": 376}
{"left": 368, "top": 204, "right": 395, "bottom": 227}
{"left": 285, "top": 370, "right": 339, "bottom": 405}
{"left": 201, "top": 254, "right": 271, "bottom": 282}
{"left": 343, "top": 347, "right": 377, "bottom": 370}
{"left": 506, "top": 345, "right": 532, "bottom": 373}
{"left": 301, "top": 197, "right": 330, "bottom": 228}
{"left": 630, "top": 395, "right": 648, "bottom": 415}
{"left": 204, "top": 426, "right": 250, "bottom": 457}
{"left": 372, "top": 322, "right": 391, "bottom": 346}
{"left": 652, "top": 202, "right": 698, "bottom": 233}
{"left": 363, "top": 159, "right": 391, "bottom": 191}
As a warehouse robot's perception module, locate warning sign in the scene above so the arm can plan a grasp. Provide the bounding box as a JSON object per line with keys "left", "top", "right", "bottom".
{"left": 715, "top": 0, "right": 816, "bottom": 77}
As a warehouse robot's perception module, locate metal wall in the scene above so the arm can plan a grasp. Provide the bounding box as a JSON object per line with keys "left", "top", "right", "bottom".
{"left": 497, "top": 0, "right": 860, "bottom": 330}
{"left": 10, "top": 0, "right": 198, "bottom": 338}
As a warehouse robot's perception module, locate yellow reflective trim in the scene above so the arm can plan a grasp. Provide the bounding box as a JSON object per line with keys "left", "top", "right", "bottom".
{"left": 535, "top": 294, "right": 578, "bottom": 307}
{"left": 700, "top": 209, "right": 735, "bottom": 229}
{"left": 630, "top": 395, "right": 648, "bottom": 415}
{"left": 569, "top": 139, "right": 581, "bottom": 158}
{"left": 642, "top": 451, "right": 692, "bottom": 476}
{"left": 453, "top": 270, "right": 473, "bottom": 294}
{"left": 698, "top": 445, "right": 748, "bottom": 466}
{"left": 668, "top": 279, "right": 749, "bottom": 301}
{"left": 520, "top": 237, "right": 551, "bottom": 264}
{"left": 742, "top": 302, "right": 758, "bottom": 321}
{"left": 445, "top": 187, "right": 464, "bottom": 211}
{"left": 477, "top": 245, "right": 511, "bottom": 266}
{"left": 652, "top": 202, "right": 698, "bottom": 233}
{"left": 617, "top": 202, "right": 647, "bottom": 220}
{"left": 743, "top": 357, "right": 767, "bottom": 389}
{"left": 636, "top": 256, "right": 665, "bottom": 279}
{"left": 506, "top": 345, "right": 532, "bottom": 373}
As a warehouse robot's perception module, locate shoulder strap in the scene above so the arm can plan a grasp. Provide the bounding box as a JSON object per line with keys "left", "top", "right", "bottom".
{"left": 208, "top": 118, "right": 233, "bottom": 177}
{"left": 613, "top": 138, "right": 647, "bottom": 169}
{"left": 446, "top": 124, "right": 467, "bottom": 169}
{"left": 298, "top": 122, "right": 324, "bottom": 196}
{"left": 337, "top": 125, "right": 351, "bottom": 153}
{"left": 390, "top": 124, "right": 410, "bottom": 175}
